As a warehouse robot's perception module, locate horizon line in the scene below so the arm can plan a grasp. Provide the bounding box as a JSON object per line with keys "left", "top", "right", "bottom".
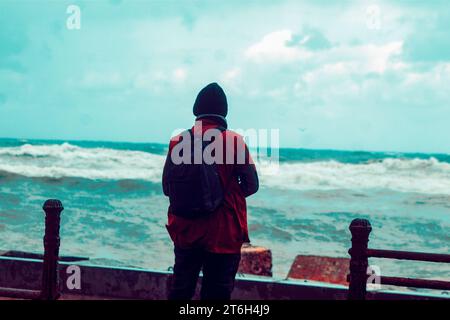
{"left": 0, "top": 136, "right": 448, "bottom": 156}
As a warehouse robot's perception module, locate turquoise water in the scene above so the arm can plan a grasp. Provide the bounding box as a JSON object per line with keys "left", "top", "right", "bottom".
{"left": 0, "top": 138, "right": 449, "bottom": 282}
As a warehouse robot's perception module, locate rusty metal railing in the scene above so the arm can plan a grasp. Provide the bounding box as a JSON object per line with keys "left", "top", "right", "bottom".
{"left": 0, "top": 199, "right": 63, "bottom": 300}
{"left": 347, "top": 218, "right": 450, "bottom": 300}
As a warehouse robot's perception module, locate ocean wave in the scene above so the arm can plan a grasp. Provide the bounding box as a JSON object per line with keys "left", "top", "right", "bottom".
{"left": 0, "top": 143, "right": 449, "bottom": 195}
{"left": 0, "top": 143, "right": 165, "bottom": 181}
{"left": 259, "top": 158, "right": 450, "bottom": 195}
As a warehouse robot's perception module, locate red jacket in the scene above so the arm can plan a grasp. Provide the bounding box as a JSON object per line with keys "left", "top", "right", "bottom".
{"left": 163, "top": 118, "right": 259, "bottom": 254}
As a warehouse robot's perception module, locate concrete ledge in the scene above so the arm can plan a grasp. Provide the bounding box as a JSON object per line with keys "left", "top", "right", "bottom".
{"left": 0, "top": 257, "right": 447, "bottom": 300}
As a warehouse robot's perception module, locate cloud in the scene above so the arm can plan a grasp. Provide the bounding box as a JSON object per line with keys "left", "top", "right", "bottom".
{"left": 245, "top": 30, "right": 313, "bottom": 63}
{"left": 293, "top": 55, "right": 450, "bottom": 113}
{"left": 221, "top": 67, "right": 241, "bottom": 87}
{"left": 238, "top": 37, "right": 405, "bottom": 106}
{"left": 1, "top": 0, "right": 449, "bottom": 152}
{"left": 245, "top": 25, "right": 403, "bottom": 75}
{"left": 323, "top": 41, "right": 404, "bottom": 75}
{"left": 287, "top": 26, "right": 332, "bottom": 51}
{"left": 400, "top": 62, "right": 450, "bottom": 104}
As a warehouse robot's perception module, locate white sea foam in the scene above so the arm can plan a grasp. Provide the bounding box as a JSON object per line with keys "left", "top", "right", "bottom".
{"left": 0, "top": 143, "right": 449, "bottom": 195}
{"left": 259, "top": 157, "right": 450, "bottom": 195}
{"left": 0, "top": 143, "right": 165, "bottom": 181}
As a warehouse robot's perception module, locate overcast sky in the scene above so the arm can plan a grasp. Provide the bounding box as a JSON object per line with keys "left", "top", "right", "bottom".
{"left": 1, "top": 0, "right": 449, "bottom": 153}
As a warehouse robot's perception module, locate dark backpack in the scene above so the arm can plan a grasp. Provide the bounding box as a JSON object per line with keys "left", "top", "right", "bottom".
{"left": 166, "top": 127, "right": 226, "bottom": 219}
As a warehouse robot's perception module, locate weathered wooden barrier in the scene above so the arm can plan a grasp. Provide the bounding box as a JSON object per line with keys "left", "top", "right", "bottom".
{"left": 0, "top": 199, "right": 63, "bottom": 300}
{"left": 347, "top": 218, "right": 450, "bottom": 300}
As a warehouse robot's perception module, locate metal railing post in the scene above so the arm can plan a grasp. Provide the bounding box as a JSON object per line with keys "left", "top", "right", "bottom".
{"left": 40, "top": 199, "right": 64, "bottom": 300}
{"left": 348, "top": 218, "right": 372, "bottom": 300}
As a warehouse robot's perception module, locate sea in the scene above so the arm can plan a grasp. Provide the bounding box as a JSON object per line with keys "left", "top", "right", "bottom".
{"left": 0, "top": 138, "right": 449, "bottom": 285}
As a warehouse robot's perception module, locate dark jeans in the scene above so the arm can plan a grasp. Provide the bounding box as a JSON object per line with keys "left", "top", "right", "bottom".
{"left": 168, "top": 247, "right": 241, "bottom": 300}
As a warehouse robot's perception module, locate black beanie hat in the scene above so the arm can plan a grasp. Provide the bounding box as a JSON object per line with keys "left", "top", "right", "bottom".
{"left": 193, "top": 82, "right": 228, "bottom": 117}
